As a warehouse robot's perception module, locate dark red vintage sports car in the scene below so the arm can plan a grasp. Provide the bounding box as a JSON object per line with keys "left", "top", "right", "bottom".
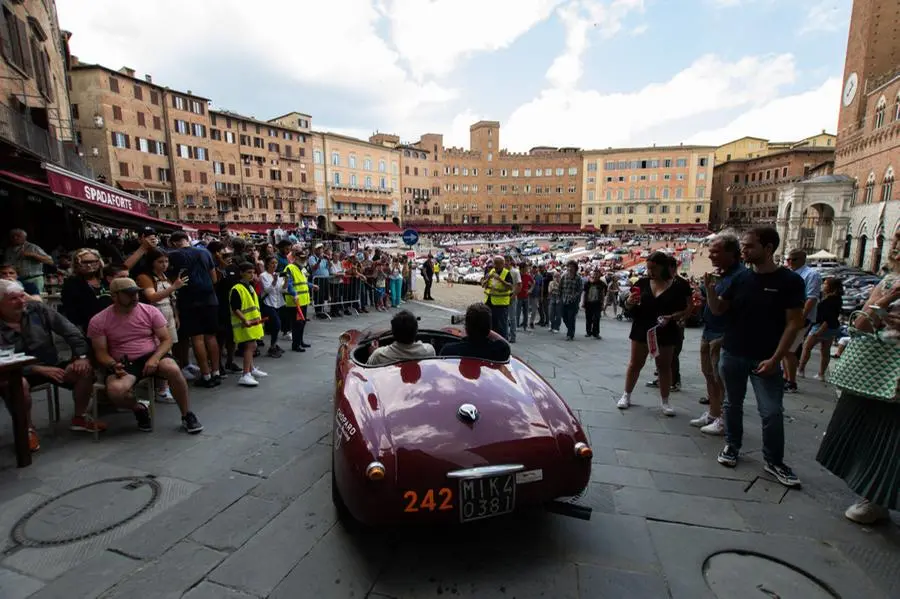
{"left": 332, "top": 326, "right": 593, "bottom": 526}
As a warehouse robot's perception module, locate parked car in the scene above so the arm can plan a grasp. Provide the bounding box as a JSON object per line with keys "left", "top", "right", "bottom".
{"left": 332, "top": 326, "right": 593, "bottom": 527}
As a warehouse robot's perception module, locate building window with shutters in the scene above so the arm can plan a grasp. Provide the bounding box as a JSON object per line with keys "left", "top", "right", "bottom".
{"left": 111, "top": 132, "right": 128, "bottom": 148}
{"left": 184, "top": 170, "right": 192, "bottom": 183}
{"left": 118, "top": 162, "right": 128, "bottom": 177}
{"left": 143, "top": 165, "right": 152, "bottom": 180}
{"left": 109, "top": 76, "right": 119, "bottom": 93}
{"left": 112, "top": 105, "right": 122, "bottom": 121}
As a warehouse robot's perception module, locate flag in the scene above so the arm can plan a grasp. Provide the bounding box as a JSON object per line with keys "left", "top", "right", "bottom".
{"left": 296, "top": 304, "right": 306, "bottom": 321}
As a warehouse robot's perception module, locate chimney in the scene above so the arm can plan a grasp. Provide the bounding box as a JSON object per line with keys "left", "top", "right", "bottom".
{"left": 145, "top": 74, "right": 152, "bottom": 83}
{"left": 119, "top": 66, "right": 135, "bottom": 77}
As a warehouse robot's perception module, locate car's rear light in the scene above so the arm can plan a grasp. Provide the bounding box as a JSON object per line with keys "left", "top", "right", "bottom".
{"left": 366, "top": 461, "right": 386, "bottom": 481}
{"left": 574, "top": 442, "right": 593, "bottom": 459}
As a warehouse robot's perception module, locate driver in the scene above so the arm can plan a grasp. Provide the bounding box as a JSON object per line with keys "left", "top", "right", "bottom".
{"left": 367, "top": 310, "right": 435, "bottom": 365}
{"left": 440, "top": 303, "right": 511, "bottom": 362}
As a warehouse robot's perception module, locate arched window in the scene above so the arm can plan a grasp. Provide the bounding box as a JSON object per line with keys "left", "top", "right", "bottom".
{"left": 882, "top": 166, "right": 894, "bottom": 203}
{"left": 895, "top": 91, "right": 900, "bottom": 121}
{"left": 331, "top": 152, "right": 340, "bottom": 166}
{"left": 348, "top": 154, "right": 357, "bottom": 169}
{"left": 349, "top": 174, "right": 357, "bottom": 187}
{"left": 850, "top": 178, "right": 858, "bottom": 204}
{"left": 874, "top": 96, "right": 887, "bottom": 129}
{"left": 864, "top": 171, "right": 876, "bottom": 204}
{"left": 378, "top": 160, "right": 386, "bottom": 173}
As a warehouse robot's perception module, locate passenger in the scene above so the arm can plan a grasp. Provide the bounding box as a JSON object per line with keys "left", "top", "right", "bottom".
{"left": 367, "top": 310, "right": 435, "bottom": 365}
{"left": 440, "top": 303, "right": 511, "bottom": 362}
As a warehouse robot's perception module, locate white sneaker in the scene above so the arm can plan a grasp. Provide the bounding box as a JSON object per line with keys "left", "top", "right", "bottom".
{"left": 700, "top": 417, "right": 725, "bottom": 436}
{"left": 844, "top": 500, "right": 890, "bottom": 524}
{"left": 181, "top": 367, "right": 197, "bottom": 381}
{"left": 251, "top": 367, "right": 268, "bottom": 378}
{"left": 690, "top": 411, "right": 712, "bottom": 428}
{"left": 813, "top": 373, "right": 823, "bottom": 381}
{"left": 617, "top": 394, "right": 631, "bottom": 409}
{"left": 282, "top": 331, "right": 292, "bottom": 341}
{"left": 798, "top": 370, "right": 806, "bottom": 379}
{"left": 157, "top": 388, "right": 176, "bottom": 403}
{"left": 238, "top": 373, "right": 259, "bottom": 387}
{"left": 660, "top": 399, "right": 676, "bottom": 417}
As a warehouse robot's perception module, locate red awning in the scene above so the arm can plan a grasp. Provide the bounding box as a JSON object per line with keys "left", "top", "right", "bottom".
{"left": 117, "top": 180, "right": 145, "bottom": 191}
{"left": 335, "top": 222, "right": 376, "bottom": 234}
{"left": 0, "top": 170, "right": 49, "bottom": 188}
{"left": 2, "top": 166, "right": 181, "bottom": 231}
{"left": 369, "top": 222, "right": 401, "bottom": 233}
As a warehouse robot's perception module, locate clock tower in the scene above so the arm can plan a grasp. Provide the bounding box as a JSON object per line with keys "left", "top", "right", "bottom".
{"left": 835, "top": 0, "right": 899, "bottom": 136}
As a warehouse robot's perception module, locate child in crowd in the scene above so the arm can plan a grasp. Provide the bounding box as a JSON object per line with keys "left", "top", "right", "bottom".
{"left": 231, "top": 262, "right": 268, "bottom": 387}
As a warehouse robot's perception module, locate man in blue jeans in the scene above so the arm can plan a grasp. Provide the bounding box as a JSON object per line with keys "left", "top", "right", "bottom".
{"left": 704, "top": 226, "right": 805, "bottom": 488}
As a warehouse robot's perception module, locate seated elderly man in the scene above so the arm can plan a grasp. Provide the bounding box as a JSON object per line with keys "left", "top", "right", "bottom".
{"left": 367, "top": 310, "right": 435, "bottom": 365}
{"left": 441, "top": 303, "right": 511, "bottom": 362}
{"left": 87, "top": 277, "right": 203, "bottom": 434}
{"left": 0, "top": 280, "right": 103, "bottom": 452}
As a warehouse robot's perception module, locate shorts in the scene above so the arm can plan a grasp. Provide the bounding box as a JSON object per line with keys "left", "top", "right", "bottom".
{"left": 178, "top": 305, "right": 220, "bottom": 337}
{"left": 788, "top": 321, "right": 813, "bottom": 353}
{"left": 809, "top": 323, "right": 841, "bottom": 341}
{"left": 699, "top": 337, "right": 723, "bottom": 383}
{"left": 120, "top": 352, "right": 168, "bottom": 379}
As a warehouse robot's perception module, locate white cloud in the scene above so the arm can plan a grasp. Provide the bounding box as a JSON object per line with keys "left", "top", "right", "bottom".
{"left": 504, "top": 53, "right": 801, "bottom": 150}
{"left": 57, "top": 0, "right": 458, "bottom": 123}
{"left": 799, "top": 0, "right": 846, "bottom": 34}
{"left": 546, "top": 0, "right": 644, "bottom": 89}
{"left": 387, "top": 0, "right": 564, "bottom": 80}
{"left": 631, "top": 24, "right": 649, "bottom": 35}
{"left": 687, "top": 77, "right": 840, "bottom": 144}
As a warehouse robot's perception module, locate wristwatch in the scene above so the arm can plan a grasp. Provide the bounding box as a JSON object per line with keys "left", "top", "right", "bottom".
{"left": 76, "top": 355, "right": 87, "bottom": 360}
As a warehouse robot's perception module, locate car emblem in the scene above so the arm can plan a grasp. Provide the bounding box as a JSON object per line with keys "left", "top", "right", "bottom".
{"left": 457, "top": 403, "right": 479, "bottom": 423}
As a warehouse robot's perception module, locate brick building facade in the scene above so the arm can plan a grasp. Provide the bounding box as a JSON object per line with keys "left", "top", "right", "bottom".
{"left": 834, "top": 0, "right": 899, "bottom": 270}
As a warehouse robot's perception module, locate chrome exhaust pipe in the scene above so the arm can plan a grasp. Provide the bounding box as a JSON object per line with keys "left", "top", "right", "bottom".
{"left": 545, "top": 500, "right": 592, "bottom": 520}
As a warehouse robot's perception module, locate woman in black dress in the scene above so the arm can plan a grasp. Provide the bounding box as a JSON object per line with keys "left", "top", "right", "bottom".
{"left": 618, "top": 252, "right": 692, "bottom": 415}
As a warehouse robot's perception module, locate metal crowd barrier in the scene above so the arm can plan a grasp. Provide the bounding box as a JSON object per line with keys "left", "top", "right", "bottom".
{"left": 308, "top": 275, "right": 376, "bottom": 318}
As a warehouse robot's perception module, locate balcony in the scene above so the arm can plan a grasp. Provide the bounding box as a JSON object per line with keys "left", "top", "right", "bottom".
{"left": 0, "top": 103, "right": 94, "bottom": 179}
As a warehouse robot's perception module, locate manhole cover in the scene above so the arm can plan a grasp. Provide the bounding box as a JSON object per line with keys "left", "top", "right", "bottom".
{"left": 704, "top": 551, "right": 840, "bottom": 599}
{"left": 11, "top": 476, "right": 161, "bottom": 547}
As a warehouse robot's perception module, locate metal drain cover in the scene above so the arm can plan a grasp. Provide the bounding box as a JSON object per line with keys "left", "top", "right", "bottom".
{"left": 704, "top": 551, "right": 839, "bottom": 599}
{"left": 11, "top": 476, "right": 160, "bottom": 547}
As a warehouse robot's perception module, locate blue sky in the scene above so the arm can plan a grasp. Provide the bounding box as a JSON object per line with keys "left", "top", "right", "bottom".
{"left": 58, "top": 0, "right": 851, "bottom": 151}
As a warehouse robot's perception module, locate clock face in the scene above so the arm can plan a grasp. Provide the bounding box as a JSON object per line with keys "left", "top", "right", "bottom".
{"left": 843, "top": 72, "right": 858, "bottom": 107}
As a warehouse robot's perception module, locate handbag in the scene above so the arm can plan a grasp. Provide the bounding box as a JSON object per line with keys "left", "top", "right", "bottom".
{"left": 826, "top": 311, "right": 900, "bottom": 402}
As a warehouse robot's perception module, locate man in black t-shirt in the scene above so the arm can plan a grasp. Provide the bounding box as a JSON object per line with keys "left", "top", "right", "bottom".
{"left": 441, "top": 303, "right": 511, "bottom": 362}
{"left": 705, "top": 226, "right": 805, "bottom": 488}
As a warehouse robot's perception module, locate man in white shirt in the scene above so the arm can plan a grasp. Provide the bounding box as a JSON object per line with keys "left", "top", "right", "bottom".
{"left": 505, "top": 256, "right": 522, "bottom": 344}
{"left": 367, "top": 310, "right": 435, "bottom": 365}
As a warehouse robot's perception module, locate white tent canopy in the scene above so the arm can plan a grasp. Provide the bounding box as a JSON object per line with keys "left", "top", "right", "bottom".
{"left": 808, "top": 250, "right": 838, "bottom": 260}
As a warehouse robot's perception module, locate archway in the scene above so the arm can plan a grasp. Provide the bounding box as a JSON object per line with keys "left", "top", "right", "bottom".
{"left": 843, "top": 234, "right": 852, "bottom": 259}
{"left": 799, "top": 203, "right": 835, "bottom": 251}
{"left": 857, "top": 235, "right": 868, "bottom": 268}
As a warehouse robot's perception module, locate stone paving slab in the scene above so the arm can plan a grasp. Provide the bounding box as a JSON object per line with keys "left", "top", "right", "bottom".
{"left": 26, "top": 550, "right": 138, "bottom": 599}
{"left": 99, "top": 541, "right": 226, "bottom": 599}
{"left": 648, "top": 520, "right": 888, "bottom": 599}
{"left": 207, "top": 474, "right": 335, "bottom": 597}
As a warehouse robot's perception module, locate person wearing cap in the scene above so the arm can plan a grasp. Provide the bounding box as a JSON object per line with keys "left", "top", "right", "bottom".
{"left": 482, "top": 256, "right": 513, "bottom": 340}
{"left": 87, "top": 277, "right": 203, "bottom": 434}
{"left": 230, "top": 263, "right": 268, "bottom": 386}
{"left": 282, "top": 249, "right": 316, "bottom": 352}
{"left": 0, "top": 279, "right": 102, "bottom": 452}
{"left": 167, "top": 231, "right": 222, "bottom": 387}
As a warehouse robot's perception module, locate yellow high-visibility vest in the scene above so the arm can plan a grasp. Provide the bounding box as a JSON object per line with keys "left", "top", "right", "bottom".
{"left": 283, "top": 264, "right": 310, "bottom": 307}
{"left": 483, "top": 268, "right": 512, "bottom": 306}
{"left": 231, "top": 283, "right": 264, "bottom": 343}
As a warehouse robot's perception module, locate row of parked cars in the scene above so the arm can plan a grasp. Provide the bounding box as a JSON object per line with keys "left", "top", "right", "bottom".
{"left": 811, "top": 263, "right": 882, "bottom": 315}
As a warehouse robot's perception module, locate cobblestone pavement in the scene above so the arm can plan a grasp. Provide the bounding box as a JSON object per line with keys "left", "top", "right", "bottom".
{"left": 0, "top": 302, "right": 897, "bottom": 598}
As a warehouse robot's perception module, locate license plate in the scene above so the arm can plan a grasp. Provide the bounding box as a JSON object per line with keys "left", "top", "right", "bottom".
{"left": 458, "top": 474, "right": 515, "bottom": 522}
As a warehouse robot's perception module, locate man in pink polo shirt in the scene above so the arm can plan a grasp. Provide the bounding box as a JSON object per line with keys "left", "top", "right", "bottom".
{"left": 87, "top": 278, "right": 202, "bottom": 434}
